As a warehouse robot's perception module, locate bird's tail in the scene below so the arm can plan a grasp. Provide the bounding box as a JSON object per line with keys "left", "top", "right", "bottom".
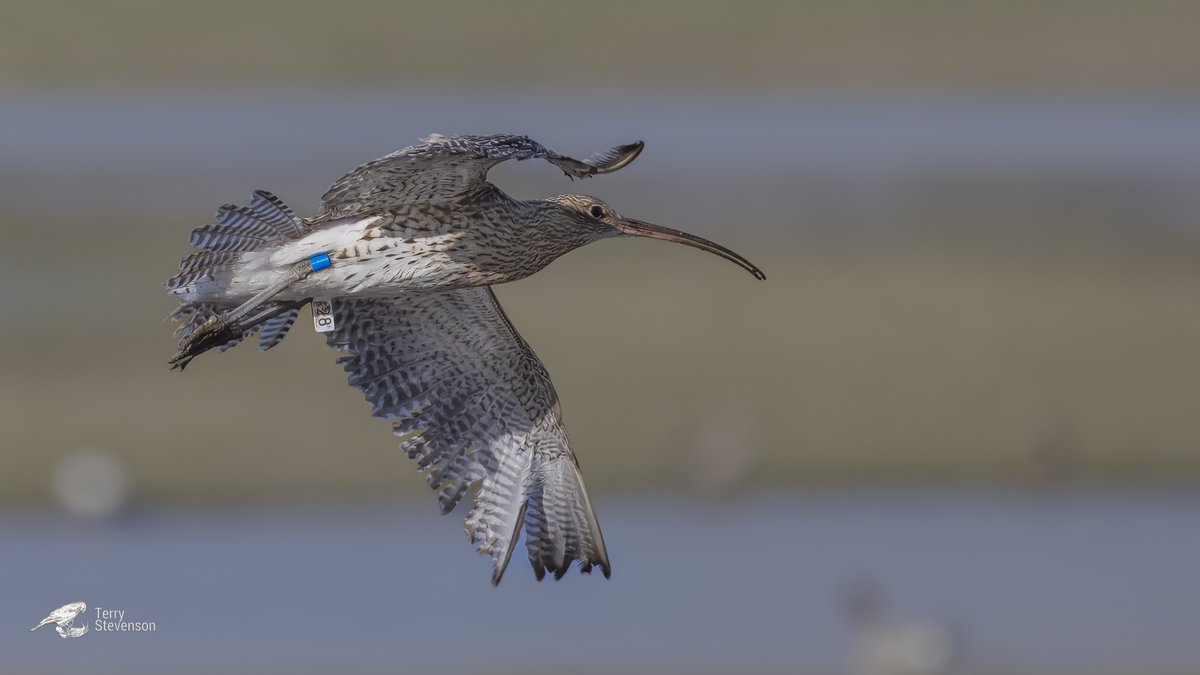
{"left": 164, "top": 190, "right": 305, "bottom": 296}
{"left": 164, "top": 190, "right": 308, "bottom": 357}
{"left": 183, "top": 189, "right": 305, "bottom": 256}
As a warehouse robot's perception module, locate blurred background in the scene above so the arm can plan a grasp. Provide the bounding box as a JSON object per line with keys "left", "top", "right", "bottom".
{"left": 2, "top": 2, "right": 1199, "bottom": 673}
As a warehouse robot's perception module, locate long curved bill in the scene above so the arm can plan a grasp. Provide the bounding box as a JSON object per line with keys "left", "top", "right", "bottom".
{"left": 615, "top": 218, "right": 766, "bottom": 280}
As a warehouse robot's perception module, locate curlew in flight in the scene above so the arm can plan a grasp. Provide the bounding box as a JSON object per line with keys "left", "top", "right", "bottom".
{"left": 164, "top": 134, "right": 764, "bottom": 583}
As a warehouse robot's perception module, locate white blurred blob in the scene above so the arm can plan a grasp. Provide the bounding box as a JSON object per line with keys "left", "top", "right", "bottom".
{"left": 845, "top": 579, "right": 957, "bottom": 675}
{"left": 51, "top": 447, "right": 131, "bottom": 520}
{"left": 683, "top": 402, "right": 757, "bottom": 493}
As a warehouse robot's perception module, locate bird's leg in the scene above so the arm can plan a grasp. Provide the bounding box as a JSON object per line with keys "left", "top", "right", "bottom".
{"left": 170, "top": 254, "right": 330, "bottom": 370}
{"left": 168, "top": 294, "right": 300, "bottom": 372}
{"left": 169, "top": 304, "right": 303, "bottom": 371}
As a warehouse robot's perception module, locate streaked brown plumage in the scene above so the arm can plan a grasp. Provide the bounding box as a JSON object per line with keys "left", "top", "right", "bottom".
{"left": 164, "top": 134, "right": 764, "bottom": 583}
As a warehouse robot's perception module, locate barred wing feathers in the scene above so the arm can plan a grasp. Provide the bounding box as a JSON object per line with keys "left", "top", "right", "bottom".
{"left": 326, "top": 289, "right": 610, "bottom": 584}
{"left": 318, "top": 133, "right": 643, "bottom": 220}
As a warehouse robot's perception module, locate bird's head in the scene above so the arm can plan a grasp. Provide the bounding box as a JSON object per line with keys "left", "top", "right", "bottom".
{"left": 544, "top": 194, "right": 766, "bottom": 280}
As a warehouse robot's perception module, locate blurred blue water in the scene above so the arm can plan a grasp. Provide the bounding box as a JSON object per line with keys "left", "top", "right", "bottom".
{"left": 2, "top": 490, "right": 1197, "bottom": 674}
{"left": 4, "top": 89, "right": 1200, "bottom": 232}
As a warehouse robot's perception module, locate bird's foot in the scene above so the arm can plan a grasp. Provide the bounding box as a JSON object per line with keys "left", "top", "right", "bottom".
{"left": 169, "top": 315, "right": 239, "bottom": 371}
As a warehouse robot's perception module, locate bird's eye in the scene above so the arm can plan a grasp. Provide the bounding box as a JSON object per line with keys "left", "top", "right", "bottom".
{"left": 589, "top": 205, "right": 605, "bottom": 218}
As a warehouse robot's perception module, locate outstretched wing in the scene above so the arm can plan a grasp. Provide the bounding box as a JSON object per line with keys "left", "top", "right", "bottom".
{"left": 317, "top": 134, "right": 643, "bottom": 220}
{"left": 326, "top": 288, "right": 610, "bottom": 584}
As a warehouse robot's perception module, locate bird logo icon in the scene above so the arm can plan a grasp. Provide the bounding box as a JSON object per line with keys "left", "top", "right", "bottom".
{"left": 31, "top": 602, "right": 89, "bottom": 638}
